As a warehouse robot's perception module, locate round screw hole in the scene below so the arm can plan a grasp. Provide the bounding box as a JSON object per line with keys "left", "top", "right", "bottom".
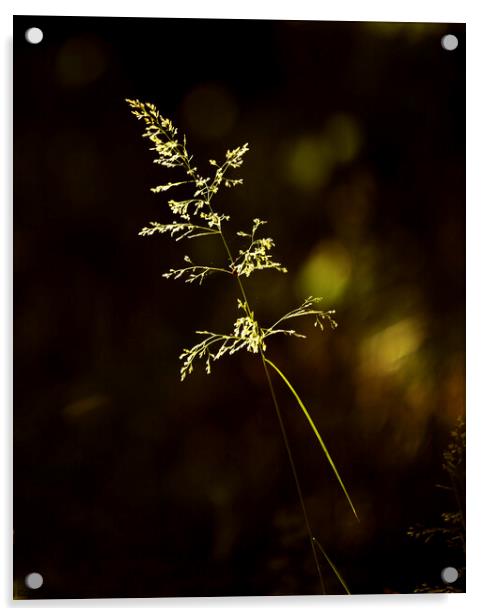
{"left": 25, "top": 572, "right": 43, "bottom": 590}
{"left": 441, "top": 566, "right": 459, "bottom": 584}
{"left": 25, "top": 27, "right": 43, "bottom": 45}
{"left": 441, "top": 34, "right": 458, "bottom": 51}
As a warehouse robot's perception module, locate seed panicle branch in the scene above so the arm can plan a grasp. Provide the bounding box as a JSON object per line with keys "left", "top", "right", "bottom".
{"left": 126, "top": 99, "right": 338, "bottom": 377}
{"left": 232, "top": 218, "right": 287, "bottom": 277}
{"left": 139, "top": 221, "right": 220, "bottom": 241}
{"left": 163, "top": 256, "right": 232, "bottom": 285}
{"left": 266, "top": 296, "right": 338, "bottom": 336}
{"left": 179, "top": 301, "right": 267, "bottom": 381}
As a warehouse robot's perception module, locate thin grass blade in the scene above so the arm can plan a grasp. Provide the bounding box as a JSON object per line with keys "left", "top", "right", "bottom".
{"left": 264, "top": 357, "right": 359, "bottom": 522}
{"left": 313, "top": 537, "right": 351, "bottom": 595}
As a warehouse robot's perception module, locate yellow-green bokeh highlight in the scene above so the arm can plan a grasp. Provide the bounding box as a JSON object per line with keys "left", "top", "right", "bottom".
{"left": 287, "top": 136, "right": 334, "bottom": 191}
{"left": 360, "top": 317, "right": 425, "bottom": 376}
{"left": 364, "top": 21, "right": 446, "bottom": 41}
{"left": 181, "top": 83, "right": 237, "bottom": 140}
{"left": 325, "top": 113, "right": 362, "bottom": 164}
{"left": 296, "top": 241, "right": 352, "bottom": 304}
{"left": 56, "top": 35, "right": 109, "bottom": 87}
{"left": 286, "top": 113, "right": 362, "bottom": 191}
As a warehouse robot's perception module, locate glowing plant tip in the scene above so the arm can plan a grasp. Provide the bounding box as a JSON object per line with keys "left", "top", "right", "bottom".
{"left": 126, "top": 99, "right": 338, "bottom": 381}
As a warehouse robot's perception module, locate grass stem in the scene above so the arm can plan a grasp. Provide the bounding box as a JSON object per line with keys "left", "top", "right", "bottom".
{"left": 260, "top": 350, "right": 326, "bottom": 594}
{"left": 263, "top": 357, "right": 359, "bottom": 522}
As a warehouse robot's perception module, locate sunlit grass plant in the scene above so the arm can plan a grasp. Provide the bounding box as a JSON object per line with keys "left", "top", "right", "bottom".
{"left": 127, "top": 99, "right": 358, "bottom": 594}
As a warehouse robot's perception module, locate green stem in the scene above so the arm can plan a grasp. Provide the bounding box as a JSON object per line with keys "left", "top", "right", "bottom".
{"left": 263, "top": 357, "right": 359, "bottom": 522}
{"left": 215, "top": 222, "right": 325, "bottom": 592}
{"left": 203, "top": 184, "right": 325, "bottom": 591}
{"left": 260, "top": 350, "right": 326, "bottom": 595}
{"left": 161, "top": 123, "right": 333, "bottom": 590}
{"left": 313, "top": 537, "right": 351, "bottom": 595}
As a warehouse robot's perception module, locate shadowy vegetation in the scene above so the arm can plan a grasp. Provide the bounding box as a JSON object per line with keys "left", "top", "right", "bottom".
{"left": 408, "top": 416, "right": 465, "bottom": 592}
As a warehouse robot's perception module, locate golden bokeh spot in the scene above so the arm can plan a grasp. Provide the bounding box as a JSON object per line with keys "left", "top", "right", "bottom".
{"left": 296, "top": 241, "right": 352, "bottom": 303}
{"left": 286, "top": 114, "right": 361, "bottom": 191}
{"left": 64, "top": 394, "right": 110, "bottom": 419}
{"left": 325, "top": 113, "right": 362, "bottom": 164}
{"left": 360, "top": 318, "right": 425, "bottom": 376}
{"left": 56, "top": 35, "right": 109, "bottom": 87}
{"left": 363, "top": 22, "right": 445, "bottom": 41}
{"left": 287, "top": 136, "right": 334, "bottom": 191}
{"left": 181, "top": 83, "right": 237, "bottom": 140}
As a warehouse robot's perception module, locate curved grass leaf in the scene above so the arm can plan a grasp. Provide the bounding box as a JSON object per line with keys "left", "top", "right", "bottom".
{"left": 264, "top": 357, "right": 359, "bottom": 522}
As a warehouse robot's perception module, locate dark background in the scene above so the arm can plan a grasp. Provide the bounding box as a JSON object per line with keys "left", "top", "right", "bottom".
{"left": 14, "top": 16, "right": 465, "bottom": 598}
